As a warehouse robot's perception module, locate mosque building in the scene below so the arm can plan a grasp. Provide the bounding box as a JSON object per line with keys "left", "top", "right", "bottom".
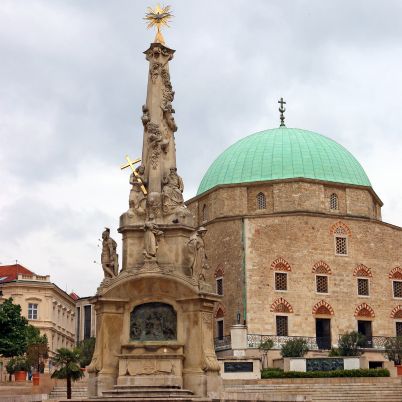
{"left": 186, "top": 104, "right": 401, "bottom": 359}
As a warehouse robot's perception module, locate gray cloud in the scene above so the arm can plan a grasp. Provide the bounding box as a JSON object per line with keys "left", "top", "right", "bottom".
{"left": 1, "top": 0, "right": 401, "bottom": 295}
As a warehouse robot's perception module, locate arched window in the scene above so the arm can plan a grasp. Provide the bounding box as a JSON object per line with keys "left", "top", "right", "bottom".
{"left": 330, "top": 222, "right": 351, "bottom": 256}
{"left": 330, "top": 193, "right": 338, "bottom": 210}
{"left": 202, "top": 204, "right": 208, "bottom": 222}
{"left": 256, "top": 192, "right": 266, "bottom": 209}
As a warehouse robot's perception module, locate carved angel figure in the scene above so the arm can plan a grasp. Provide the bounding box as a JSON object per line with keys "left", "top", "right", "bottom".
{"left": 101, "top": 228, "right": 119, "bottom": 278}
{"left": 143, "top": 222, "right": 163, "bottom": 259}
{"left": 187, "top": 227, "right": 210, "bottom": 281}
{"left": 162, "top": 167, "right": 184, "bottom": 214}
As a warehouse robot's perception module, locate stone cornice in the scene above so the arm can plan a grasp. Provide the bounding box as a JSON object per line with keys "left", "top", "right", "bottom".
{"left": 202, "top": 210, "right": 402, "bottom": 231}
{"left": 186, "top": 177, "right": 384, "bottom": 206}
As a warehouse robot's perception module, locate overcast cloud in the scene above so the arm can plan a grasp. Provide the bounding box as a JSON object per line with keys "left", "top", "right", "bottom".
{"left": 1, "top": 0, "right": 401, "bottom": 296}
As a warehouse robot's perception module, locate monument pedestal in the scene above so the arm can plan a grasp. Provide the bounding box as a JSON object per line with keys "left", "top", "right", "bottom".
{"left": 88, "top": 273, "right": 222, "bottom": 398}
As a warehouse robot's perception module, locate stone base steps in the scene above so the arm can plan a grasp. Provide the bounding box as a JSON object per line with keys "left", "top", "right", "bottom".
{"left": 49, "top": 385, "right": 88, "bottom": 399}
{"left": 224, "top": 382, "right": 402, "bottom": 402}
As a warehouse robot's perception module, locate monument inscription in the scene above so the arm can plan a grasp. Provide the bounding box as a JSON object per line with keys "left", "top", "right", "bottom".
{"left": 130, "top": 302, "right": 176, "bottom": 341}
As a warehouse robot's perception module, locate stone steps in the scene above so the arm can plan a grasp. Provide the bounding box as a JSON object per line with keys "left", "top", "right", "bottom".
{"left": 223, "top": 381, "right": 402, "bottom": 402}
{"left": 48, "top": 385, "right": 88, "bottom": 398}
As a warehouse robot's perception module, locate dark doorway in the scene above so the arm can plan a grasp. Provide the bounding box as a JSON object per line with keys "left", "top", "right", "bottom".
{"left": 316, "top": 318, "right": 331, "bottom": 349}
{"left": 358, "top": 320, "right": 373, "bottom": 347}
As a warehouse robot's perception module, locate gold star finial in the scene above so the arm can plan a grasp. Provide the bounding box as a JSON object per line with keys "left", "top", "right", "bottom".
{"left": 144, "top": 4, "right": 173, "bottom": 45}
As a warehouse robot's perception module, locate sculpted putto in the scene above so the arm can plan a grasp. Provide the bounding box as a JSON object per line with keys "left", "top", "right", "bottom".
{"left": 187, "top": 227, "right": 209, "bottom": 281}
{"left": 101, "top": 228, "right": 119, "bottom": 278}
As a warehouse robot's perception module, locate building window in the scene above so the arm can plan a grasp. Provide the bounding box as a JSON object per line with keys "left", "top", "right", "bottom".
{"left": 276, "top": 316, "right": 288, "bottom": 336}
{"left": 316, "top": 275, "right": 328, "bottom": 293}
{"left": 393, "top": 281, "right": 402, "bottom": 298}
{"left": 256, "top": 192, "right": 266, "bottom": 209}
{"left": 396, "top": 322, "right": 402, "bottom": 337}
{"left": 216, "top": 277, "right": 223, "bottom": 295}
{"left": 202, "top": 204, "right": 208, "bottom": 222}
{"left": 76, "top": 307, "right": 81, "bottom": 344}
{"left": 275, "top": 272, "right": 287, "bottom": 291}
{"left": 335, "top": 236, "right": 347, "bottom": 255}
{"left": 84, "top": 305, "right": 92, "bottom": 339}
{"left": 357, "top": 278, "right": 369, "bottom": 296}
{"left": 330, "top": 193, "right": 338, "bottom": 210}
{"left": 216, "top": 319, "right": 224, "bottom": 340}
{"left": 28, "top": 303, "right": 38, "bottom": 320}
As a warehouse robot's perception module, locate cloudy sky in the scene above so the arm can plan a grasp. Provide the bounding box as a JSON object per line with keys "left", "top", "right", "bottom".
{"left": 1, "top": 0, "right": 401, "bottom": 296}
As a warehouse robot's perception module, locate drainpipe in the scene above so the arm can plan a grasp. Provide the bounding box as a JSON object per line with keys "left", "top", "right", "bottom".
{"left": 241, "top": 218, "right": 247, "bottom": 324}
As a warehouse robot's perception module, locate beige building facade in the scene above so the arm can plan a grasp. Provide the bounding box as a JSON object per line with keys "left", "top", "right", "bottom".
{"left": 75, "top": 296, "right": 96, "bottom": 343}
{"left": 187, "top": 127, "right": 402, "bottom": 360}
{"left": 0, "top": 264, "right": 76, "bottom": 358}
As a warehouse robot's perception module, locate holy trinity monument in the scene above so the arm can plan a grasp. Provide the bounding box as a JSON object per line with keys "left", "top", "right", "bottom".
{"left": 87, "top": 5, "right": 221, "bottom": 399}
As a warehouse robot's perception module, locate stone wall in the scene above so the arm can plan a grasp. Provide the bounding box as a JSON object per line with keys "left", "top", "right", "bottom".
{"left": 186, "top": 179, "right": 400, "bottom": 341}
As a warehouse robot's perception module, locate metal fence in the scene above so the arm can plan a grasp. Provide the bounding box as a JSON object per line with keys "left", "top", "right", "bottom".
{"left": 214, "top": 335, "right": 231, "bottom": 351}
{"left": 247, "top": 334, "right": 320, "bottom": 350}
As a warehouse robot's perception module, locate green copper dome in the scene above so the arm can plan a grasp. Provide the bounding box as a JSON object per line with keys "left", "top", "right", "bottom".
{"left": 197, "top": 127, "right": 371, "bottom": 195}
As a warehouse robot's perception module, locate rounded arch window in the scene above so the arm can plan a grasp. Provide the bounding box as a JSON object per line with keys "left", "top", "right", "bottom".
{"left": 256, "top": 192, "right": 266, "bottom": 210}
{"left": 330, "top": 193, "right": 339, "bottom": 210}
{"left": 202, "top": 204, "right": 208, "bottom": 221}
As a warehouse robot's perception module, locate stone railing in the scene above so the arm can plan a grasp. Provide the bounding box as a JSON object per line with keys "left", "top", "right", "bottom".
{"left": 17, "top": 273, "right": 50, "bottom": 282}
{"left": 338, "top": 334, "right": 392, "bottom": 350}
{"left": 247, "top": 334, "right": 320, "bottom": 350}
{"left": 214, "top": 335, "right": 231, "bottom": 351}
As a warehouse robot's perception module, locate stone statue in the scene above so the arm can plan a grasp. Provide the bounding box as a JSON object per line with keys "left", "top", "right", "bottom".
{"left": 187, "top": 227, "right": 209, "bottom": 281}
{"left": 162, "top": 167, "right": 184, "bottom": 214}
{"left": 143, "top": 222, "right": 163, "bottom": 260}
{"left": 141, "top": 104, "right": 150, "bottom": 127}
{"left": 101, "top": 228, "right": 119, "bottom": 278}
{"left": 128, "top": 166, "right": 146, "bottom": 217}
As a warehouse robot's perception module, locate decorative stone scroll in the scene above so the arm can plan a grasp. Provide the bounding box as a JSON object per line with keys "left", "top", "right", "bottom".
{"left": 390, "top": 305, "right": 402, "bottom": 319}
{"left": 130, "top": 302, "right": 176, "bottom": 341}
{"left": 270, "top": 297, "right": 293, "bottom": 313}
{"left": 270, "top": 257, "right": 291, "bottom": 272}
{"left": 330, "top": 221, "right": 351, "bottom": 236}
{"left": 312, "top": 300, "right": 334, "bottom": 316}
{"left": 353, "top": 264, "right": 372, "bottom": 278}
{"left": 354, "top": 303, "right": 375, "bottom": 318}
{"left": 312, "top": 261, "right": 332, "bottom": 275}
{"left": 389, "top": 266, "right": 402, "bottom": 279}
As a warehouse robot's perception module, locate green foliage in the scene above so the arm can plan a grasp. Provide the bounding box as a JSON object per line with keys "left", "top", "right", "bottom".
{"left": 259, "top": 339, "right": 274, "bottom": 351}
{"left": 26, "top": 325, "right": 47, "bottom": 346}
{"left": 27, "top": 342, "right": 49, "bottom": 372}
{"left": 0, "top": 298, "right": 29, "bottom": 357}
{"left": 328, "top": 347, "right": 341, "bottom": 356}
{"left": 6, "top": 356, "right": 30, "bottom": 373}
{"left": 77, "top": 337, "right": 96, "bottom": 368}
{"left": 337, "top": 331, "right": 366, "bottom": 356}
{"left": 261, "top": 368, "right": 390, "bottom": 379}
{"left": 280, "top": 338, "right": 309, "bottom": 358}
{"left": 51, "top": 348, "right": 84, "bottom": 399}
{"left": 384, "top": 336, "right": 402, "bottom": 365}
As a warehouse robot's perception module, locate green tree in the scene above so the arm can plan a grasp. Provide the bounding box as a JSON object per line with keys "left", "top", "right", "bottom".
{"left": 384, "top": 336, "right": 402, "bottom": 365}
{"left": 281, "top": 338, "right": 309, "bottom": 358}
{"left": 77, "top": 337, "right": 96, "bottom": 368}
{"left": 0, "top": 298, "right": 28, "bottom": 357}
{"left": 51, "top": 348, "right": 84, "bottom": 399}
{"left": 25, "top": 325, "right": 49, "bottom": 372}
{"left": 337, "top": 331, "right": 366, "bottom": 356}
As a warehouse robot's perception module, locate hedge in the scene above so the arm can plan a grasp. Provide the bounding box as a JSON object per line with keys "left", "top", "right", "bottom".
{"left": 261, "top": 368, "right": 390, "bottom": 378}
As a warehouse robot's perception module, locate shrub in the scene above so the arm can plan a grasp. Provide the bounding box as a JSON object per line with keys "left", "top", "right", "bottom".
{"left": 259, "top": 339, "right": 274, "bottom": 351}
{"left": 281, "top": 338, "right": 309, "bottom": 358}
{"left": 328, "top": 347, "right": 341, "bottom": 356}
{"left": 337, "top": 331, "right": 366, "bottom": 356}
{"left": 384, "top": 336, "right": 402, "bottom": 365}
{"left": 6, "top": 356, "right": 30, "bottom": 373}
{"left": 261, "top": 368, "right": 390, "bottom": 379}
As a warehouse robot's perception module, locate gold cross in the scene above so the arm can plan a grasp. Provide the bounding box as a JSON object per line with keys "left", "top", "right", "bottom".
{"left": 120, "top": 155, "right": 148, "bottom": 195}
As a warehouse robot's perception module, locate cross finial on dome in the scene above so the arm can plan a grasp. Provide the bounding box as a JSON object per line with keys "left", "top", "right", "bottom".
{"left": 278, "top": 97, "right": 286, "bottom": 127}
